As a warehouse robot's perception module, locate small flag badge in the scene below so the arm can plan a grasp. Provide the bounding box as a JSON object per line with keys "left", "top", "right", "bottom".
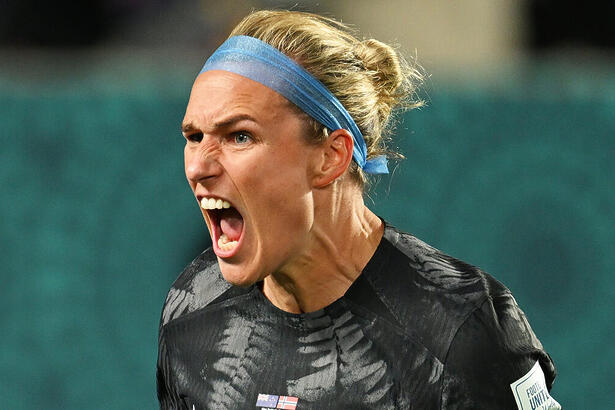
{"left": 255, "top": 393, "right": 299, "bottom": 409}
{"left": 276, "top": 396, "right": 299, "bottom": 409}
{"left": 256, "top": 394, "right": 279, "bottom": 408}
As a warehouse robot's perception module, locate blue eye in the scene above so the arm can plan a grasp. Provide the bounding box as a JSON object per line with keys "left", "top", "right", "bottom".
{"left": 234, "top": 133, "right": 252, "bottom": 144}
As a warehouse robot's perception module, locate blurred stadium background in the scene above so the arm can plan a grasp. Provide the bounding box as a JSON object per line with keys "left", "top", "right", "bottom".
{"left": 1, "top": 0, "right": 614, "bottom": 408}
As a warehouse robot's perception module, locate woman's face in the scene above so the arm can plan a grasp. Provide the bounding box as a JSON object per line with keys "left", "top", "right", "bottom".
{"left": 182, "top": 70, "right": 319, "bottom": 286}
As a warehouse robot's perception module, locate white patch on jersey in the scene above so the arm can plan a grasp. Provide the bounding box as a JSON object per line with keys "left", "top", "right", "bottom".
{"left": 510, "top": 361, "right": 561, "bottom": 410}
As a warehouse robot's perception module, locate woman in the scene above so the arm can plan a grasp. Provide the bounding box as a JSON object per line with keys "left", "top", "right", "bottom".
{"left": 157, "top": 10, "right": 560, "bottom": 410}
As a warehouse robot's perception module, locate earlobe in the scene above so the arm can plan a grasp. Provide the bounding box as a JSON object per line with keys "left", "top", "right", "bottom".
{"left": 312, "top": 129, "right": 354, "bottom": 188}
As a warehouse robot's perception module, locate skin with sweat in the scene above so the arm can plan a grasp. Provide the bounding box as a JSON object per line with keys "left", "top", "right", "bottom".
{"left": 182, "top": 70, "right": 383, "bottom": 313}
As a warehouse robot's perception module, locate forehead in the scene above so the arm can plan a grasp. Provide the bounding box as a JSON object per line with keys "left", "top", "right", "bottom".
{"left": 184, "top": 70, "right": 296, "bottom": 128}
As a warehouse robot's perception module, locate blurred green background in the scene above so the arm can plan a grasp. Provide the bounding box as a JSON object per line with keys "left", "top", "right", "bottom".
{"left": 2, "top": 1, "right": 614, "bottom": 409}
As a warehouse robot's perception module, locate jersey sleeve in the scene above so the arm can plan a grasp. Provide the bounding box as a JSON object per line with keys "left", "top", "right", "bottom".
{"left": 157, "top": 325, "right": 187, "bottom": 410}
{"left": 439, "top": 293, "right": 560, "bottom": 409}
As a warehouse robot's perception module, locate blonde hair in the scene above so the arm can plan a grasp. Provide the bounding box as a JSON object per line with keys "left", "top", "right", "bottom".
{"left": 229, "top": 10, "right": 424, "bottom": 185}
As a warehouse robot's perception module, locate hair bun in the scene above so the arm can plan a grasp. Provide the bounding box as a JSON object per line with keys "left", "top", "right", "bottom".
{"left": 355, "top": 39, "right": 404, "bottom": 105}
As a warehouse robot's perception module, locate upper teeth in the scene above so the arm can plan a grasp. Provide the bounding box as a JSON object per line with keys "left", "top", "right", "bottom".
{"left": 201, "top": 197, "right": 231, "bottom": 210}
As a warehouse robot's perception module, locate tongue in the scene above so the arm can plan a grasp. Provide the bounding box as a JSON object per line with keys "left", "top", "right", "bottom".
{"left": 219, "top": 208, "right": 243, "bottom": 241}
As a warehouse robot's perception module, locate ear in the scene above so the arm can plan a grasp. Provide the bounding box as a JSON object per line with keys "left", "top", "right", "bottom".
{"left": 311, "top": 128, "right": 354, "bottom": 188}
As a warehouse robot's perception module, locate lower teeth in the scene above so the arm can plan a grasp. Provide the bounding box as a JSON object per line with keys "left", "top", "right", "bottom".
{"left": 218, "top": 233, "right": 238, "bottom": 251}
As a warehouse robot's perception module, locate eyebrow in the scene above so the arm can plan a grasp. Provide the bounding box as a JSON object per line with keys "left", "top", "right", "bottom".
{"left": 181, "top": 114, "right": 257, "bottom": 133}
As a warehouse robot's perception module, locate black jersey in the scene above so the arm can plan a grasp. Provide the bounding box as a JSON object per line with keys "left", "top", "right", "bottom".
{"left": 157, "top": 224, "right": 559, "bottom": 409}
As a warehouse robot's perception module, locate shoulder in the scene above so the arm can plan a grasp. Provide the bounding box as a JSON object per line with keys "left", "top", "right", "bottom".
{"left": 159, "top": 247, "right": 238, "bottom": 327}
{"left": 370, "top": 224, "right": 558, "bottom": 408}
{"left": 367, "top": 224, "right": 513, "bottom": 361}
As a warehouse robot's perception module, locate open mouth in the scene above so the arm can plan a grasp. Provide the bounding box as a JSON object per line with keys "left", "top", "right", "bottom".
{"left": 200, "top": 197, "right": 244, "bottom": 257}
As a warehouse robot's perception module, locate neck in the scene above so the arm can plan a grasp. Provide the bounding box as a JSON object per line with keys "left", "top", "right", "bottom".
{"left": 262, "top": 181, "right": 384, "bottom": 313}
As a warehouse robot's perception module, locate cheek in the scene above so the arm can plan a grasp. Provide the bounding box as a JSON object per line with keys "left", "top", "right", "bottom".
{"left": 246, "top": 162, "right": 314, "bottom": 237}
{"left": 246, "top": 156, "right": 309, "bottom": 201}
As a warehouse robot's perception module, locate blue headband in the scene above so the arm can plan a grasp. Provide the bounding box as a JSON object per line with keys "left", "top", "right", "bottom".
{"left": 199, "top": 35, "right": 388, "bottom": 174}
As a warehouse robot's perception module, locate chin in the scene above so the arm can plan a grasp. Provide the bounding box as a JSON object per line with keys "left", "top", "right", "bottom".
{"left": 218, "top": 260, "right": 261, "bottom": 288}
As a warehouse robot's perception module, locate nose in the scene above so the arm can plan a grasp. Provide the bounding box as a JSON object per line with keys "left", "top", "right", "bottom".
{"left": 184, "top": 138, "right": 224, "bottom": 183}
